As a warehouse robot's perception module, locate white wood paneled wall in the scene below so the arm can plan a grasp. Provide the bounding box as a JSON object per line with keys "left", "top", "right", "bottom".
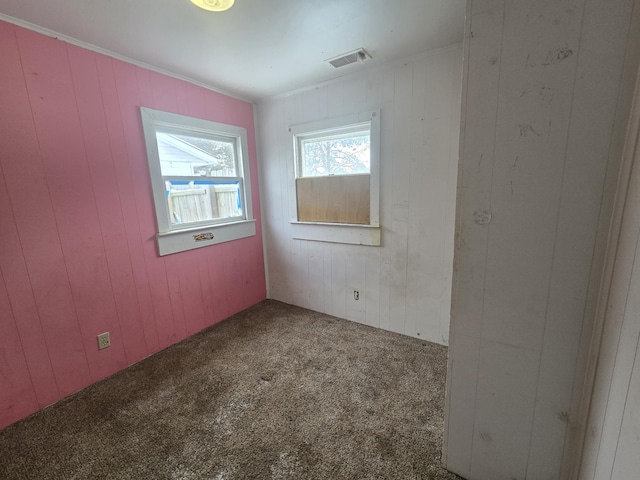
{"left": 579, "top": 64, "right": 640, "bottom": 480}
{"left": 445, "top": 1, "right": 640, "bottom": 479}
{"left": 257, "top": 45, "right": 462, "bottom": 345}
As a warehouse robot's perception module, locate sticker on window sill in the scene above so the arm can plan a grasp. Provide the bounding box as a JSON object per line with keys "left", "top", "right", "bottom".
{"left": 193, "top": 232, "right": 215, "bottom": 242}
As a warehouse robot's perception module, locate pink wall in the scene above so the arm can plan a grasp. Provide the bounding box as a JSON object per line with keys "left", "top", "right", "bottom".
{"left": 0, "top": 21, "right": 266, "bottom": 430}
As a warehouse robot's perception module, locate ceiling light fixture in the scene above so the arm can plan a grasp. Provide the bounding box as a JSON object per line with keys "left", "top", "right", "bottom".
{"left": 190, "top": 0, "right": 235, "bottom": 12}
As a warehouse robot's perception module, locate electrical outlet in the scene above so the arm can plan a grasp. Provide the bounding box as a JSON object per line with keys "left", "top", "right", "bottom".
{"left": 353, "top": 290, "right": 360, "bottom": 301}
{"left": 97, "top": 332, "right": 110, "bottom": 350}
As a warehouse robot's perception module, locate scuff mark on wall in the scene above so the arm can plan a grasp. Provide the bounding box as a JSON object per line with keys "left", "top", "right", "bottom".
{"left": 473, "top": 210, "right": 492, "bottom": 225}
{"left": 557, "top": 411, "right": 571, "bottom": 425}
{"left": 542, "top": 46, "right": 573, "bottom": 66}
{"left": 510, "top": 156, "right": 519, "bottom": 196}
{"left": 539, "top": 86, "right": 556, "bottom": 105}
{"left": 526, "top": 13, "right": 544, "bottom": 24}
{"left": 519, "top": 84, "right": 556, "bottom": 106}
{"left": 479, "top": 430, "right": 494, "bottom": 445}
{"left": 519, "top": 123, "right": 543, "bottom": 137}
{"left": 524, "top": 53, "right": 536, "bottom": 69}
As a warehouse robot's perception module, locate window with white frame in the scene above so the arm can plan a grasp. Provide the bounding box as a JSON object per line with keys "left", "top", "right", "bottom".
{"left": 141, "top": 107, "right": 255, "bottom": 256}
{"left": 290, "top": 110, "right": 381, "bottom": 246}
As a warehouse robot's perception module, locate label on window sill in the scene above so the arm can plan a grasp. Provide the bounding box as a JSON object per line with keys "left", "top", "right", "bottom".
{"left": 193, "top": 232, "right": 215, "bottom": 242}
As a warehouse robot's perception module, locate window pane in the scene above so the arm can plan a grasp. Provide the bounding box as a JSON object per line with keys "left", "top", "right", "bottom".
{"left": 301, "top": 133, "right": 370, "bottom": 176}
{"left": 156, "top": 132, "right": 236, "bottom": 177}
{"left": 165, "top": 180, "right": 242, "bottom": 225}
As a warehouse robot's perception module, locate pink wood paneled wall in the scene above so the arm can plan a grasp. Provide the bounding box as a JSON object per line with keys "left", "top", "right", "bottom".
{"left": 0, "top": 21, "right": 266, "bottom": 430}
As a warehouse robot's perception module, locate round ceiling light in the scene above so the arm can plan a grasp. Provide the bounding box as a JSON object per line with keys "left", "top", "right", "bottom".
{"left": 191, "top": 0, "right": 235, "bottom": 12}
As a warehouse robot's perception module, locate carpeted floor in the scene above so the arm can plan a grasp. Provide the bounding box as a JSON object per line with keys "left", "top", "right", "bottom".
{"left": 0, "top": 300, "right": 461, "bottom": 480}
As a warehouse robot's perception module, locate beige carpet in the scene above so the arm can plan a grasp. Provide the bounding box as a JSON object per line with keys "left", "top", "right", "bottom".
{"left": 0, "top": 300, "right": 461, "bottom": 479}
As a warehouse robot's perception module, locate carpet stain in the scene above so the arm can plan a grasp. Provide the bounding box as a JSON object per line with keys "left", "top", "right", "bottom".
{"left": 375, "top": 432, "right": 396, "bottom": 457}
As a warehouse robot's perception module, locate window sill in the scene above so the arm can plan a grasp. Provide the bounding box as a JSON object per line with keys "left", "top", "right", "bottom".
{"left": 289, "top": 221, "right": 381, "bottom": 246}
{"left": 157, "top": 219, "right": 256, "bottom": 256}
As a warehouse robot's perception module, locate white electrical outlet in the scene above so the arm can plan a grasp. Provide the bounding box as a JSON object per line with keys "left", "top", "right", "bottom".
{"left": 97, "top": 332, "right": 111, "bottom": 350}
{"left": 353, "top": 290, "right": 360, "bottom": 301}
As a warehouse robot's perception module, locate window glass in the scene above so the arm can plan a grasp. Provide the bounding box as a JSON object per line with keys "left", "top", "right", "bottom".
{"left": 165, "top": 180, "right": 242, "bottom": 226}
{"left": 156, "top": 132, "right": 237, "bottom": 177}
{"left": 300, "top": 130, "right": 370, "bottom": 177}
{"left": 154, "top": 131, "right": 242, "bottom": 227}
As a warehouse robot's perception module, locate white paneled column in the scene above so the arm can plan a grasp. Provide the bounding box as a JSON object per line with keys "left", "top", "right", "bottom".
{"left": 445, "top": 1, "right": 640, "bottom": 479}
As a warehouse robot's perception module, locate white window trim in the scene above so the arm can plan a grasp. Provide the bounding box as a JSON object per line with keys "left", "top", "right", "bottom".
{"left": 140, "top": 107, "right": 255, "bottom": 256}
{"left": 289, "top": 109, "right": 381, "bottom": 246}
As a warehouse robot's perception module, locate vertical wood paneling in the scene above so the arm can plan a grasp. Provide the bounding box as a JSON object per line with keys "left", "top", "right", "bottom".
{"left": 611, "top": 334, "right": 640, "bottom": 478}
{"left": 307, "top": 241, "right": 325, "bottom": 313}
{"left": 113, "top": 60, "right": 176, "bottom": 350}
{"left": 165, "top": 253, "right": 189, "bottom": 342}
{"left": 0, "top": 20, "right": 265, "bottom": 429}
{"left": 330, "top": 244, "right": 347, "bottom": 319}
{"left": 528, "top": 1, "right": 636, "bottom": 477}
{"left": 446, "top": 1, "right": 639, "bottom": 479}
{"left": 470, "top": 340, "right": 539, "bottom": 480}
{"left": 206, "top": 247, "right": 231, "bottom": 322}
{"left": 442, "top": 53, "right": 462, "bottom": 344}
{"left": 449, "top": 1, "right": 502, "bottom": 345}
{"left": 364, "top": 249, "right": 381, "bottom": 328}
{"left": 11, "top": 28, "right": 93, "bottom": 396}
{"left": 0, "top": 24, "right": 60, "bottom": 409}
{"left": 290, "top": 239, "right": 309, "bottom": 308}
{"left": 405, "top": 58, "right": 427, "bottom": 339}
{"left": 378, "top": 67, "right": 396, "bottom": 333}
{"left": 0, "top": 163, "right": 41, "bottom": 425}
{"left": 178, "top": 251, "right": 206, "bottom": 336}
{"left": 95, "top": 55, "right": 160, "bottom": 355}
{"left": 258, "top": 44, "right": 462, "bottom": 343}
{"left": 67, "top": 44, "right": 144, "bottom": 366}
{"left": 0, "top": 271, "right": 39, "bottom": 426}
{"left": 580, "top": 56, "right": 640, "bottom": 480}
{"left": 321, "top": 242, "right": 333, "bottom": 314}
{"left": 388, "top": 63, "right": 412, "bottom": 335}
{"left": 344, "top": 246, "right": 366, "bottom": 324}
{"left": 443, "top": 331, "right": 480, "bottom": 475}
{"left": 363, "top": 70, "right": 384, "bottom": 331}
{"left": 174, "top": 80, "right": 209, "bottom": 337}
{"left": 24, "top": 32, "right": 127, "bottom": 383}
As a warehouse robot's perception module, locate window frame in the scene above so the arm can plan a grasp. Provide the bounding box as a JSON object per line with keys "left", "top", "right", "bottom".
{"left": 140, "top": 107, "right": 255, "bottom": 256}
{"left": 289, "top": 110, "right": 381, "bottom": 246}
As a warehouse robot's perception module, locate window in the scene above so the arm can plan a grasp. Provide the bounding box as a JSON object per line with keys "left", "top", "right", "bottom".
{"left": 141, "top": 108, "right": 255, "bottom": 256}
{"left": 298, "top": 126, "right": 370, "bottom": 177}
{"left": 290, "top": 110, "right": 380, "bottom": 246}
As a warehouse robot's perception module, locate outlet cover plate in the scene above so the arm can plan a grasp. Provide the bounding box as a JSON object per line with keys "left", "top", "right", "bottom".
{"left": 97, "top": 332, "right": 110, "bottom": 350}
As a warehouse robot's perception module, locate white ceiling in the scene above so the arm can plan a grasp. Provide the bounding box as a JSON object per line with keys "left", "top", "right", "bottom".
{"left": 0, "top": 0, "right": 465, "bottom": 101}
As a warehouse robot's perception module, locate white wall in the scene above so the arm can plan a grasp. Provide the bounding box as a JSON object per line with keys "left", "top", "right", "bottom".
{"left": 257, "top": 45, "right": 462, "bottom": 345}
{"left": 579, "top": 67, "right": 640, "bottom": 480}
{"left": 445, "top": 1, "right": 640, "bottom": 479}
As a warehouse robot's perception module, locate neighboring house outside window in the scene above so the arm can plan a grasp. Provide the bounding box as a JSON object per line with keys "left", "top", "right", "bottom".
{"left": 141, "top": 108, "right": 255, "bottom": 256}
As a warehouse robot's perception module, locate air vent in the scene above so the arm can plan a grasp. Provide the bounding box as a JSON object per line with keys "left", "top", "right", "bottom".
{"left": 327, "top": 48, "right": 372, "bottom": 69}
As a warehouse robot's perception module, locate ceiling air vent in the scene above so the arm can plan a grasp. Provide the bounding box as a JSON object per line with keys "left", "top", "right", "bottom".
{"left": 327, "top": 48, "right": 372, "bottom": 69}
